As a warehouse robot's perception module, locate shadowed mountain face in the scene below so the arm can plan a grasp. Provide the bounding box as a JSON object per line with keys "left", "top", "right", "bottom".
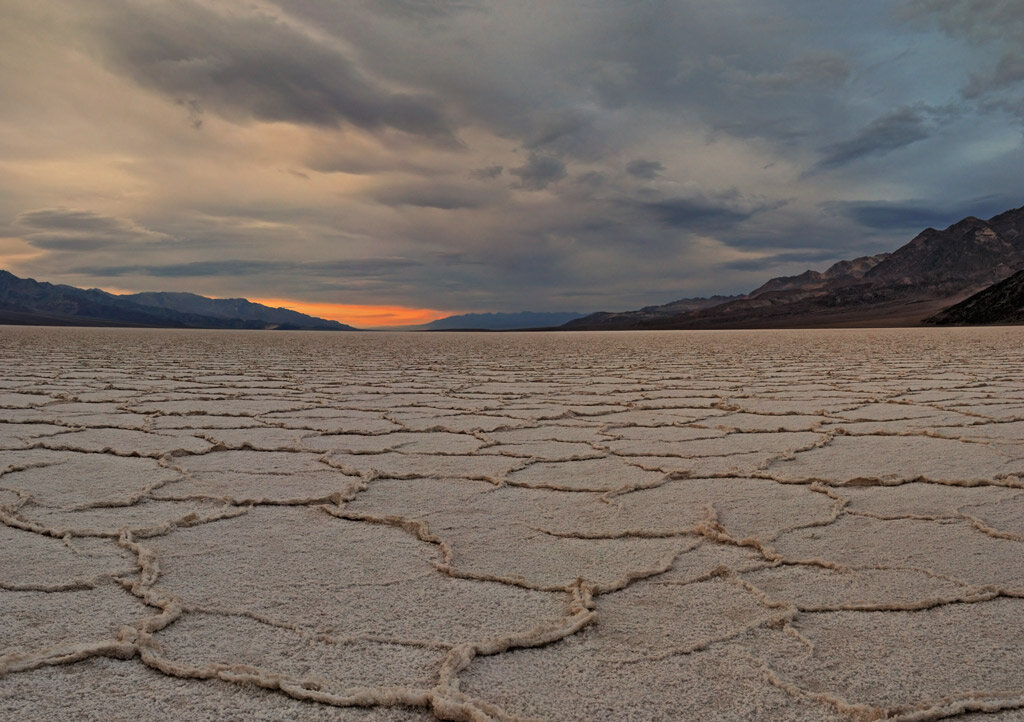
{"left": 0, "top": 271, "right": 356, "bottom": 330}
{"left": 566, "top": 205, "right": 1024, "bottom": 330}
{"left": 925, "top": 269, "right": 1024, "bottom": 325}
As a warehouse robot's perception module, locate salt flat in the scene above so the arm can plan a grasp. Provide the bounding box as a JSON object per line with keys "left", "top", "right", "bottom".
{"left": 1, "top": 326, "right": 1023, "bottom": 721}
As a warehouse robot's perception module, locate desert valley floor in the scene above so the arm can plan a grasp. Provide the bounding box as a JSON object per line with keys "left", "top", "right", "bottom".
{"left": 1, "top": 326, "right": 1023, "bottom": 721}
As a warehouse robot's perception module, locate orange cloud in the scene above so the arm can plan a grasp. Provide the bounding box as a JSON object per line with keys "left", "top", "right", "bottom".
{"left": 251, "top": 298, "right": 455, "bottom": 328}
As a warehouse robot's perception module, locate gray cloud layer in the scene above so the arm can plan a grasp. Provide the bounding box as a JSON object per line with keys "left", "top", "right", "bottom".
{"left": 815, "top": 107, "right": 935, "bottom": 170}
{"left": 87, "top": 0, "right": 456, "bottom": 140}
{"left": 2, "top": 0, "right": 1023, "bottom": 315}
{"left": 510, "top": 154, "right": 568, "bottom": 191}
{"left": 15, "top": 209, "right": 170, "bottom": 251}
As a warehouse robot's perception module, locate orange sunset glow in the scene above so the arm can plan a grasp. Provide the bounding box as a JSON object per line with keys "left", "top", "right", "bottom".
{"left": 250, "top": 298, "right": 455, "bottom": 328}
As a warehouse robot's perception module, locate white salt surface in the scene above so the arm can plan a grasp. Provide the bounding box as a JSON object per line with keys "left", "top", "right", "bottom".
{"left": 2, "top": 326, "right": 1024, "bottom": 721}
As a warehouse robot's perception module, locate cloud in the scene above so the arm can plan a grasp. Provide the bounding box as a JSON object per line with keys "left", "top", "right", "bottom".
{"left": 523, "top": 110, "right": 594, "bottom": 151}
{"left": 625, "top": 159, "right": 664, "bottom": 179}
{"left": 4, "top": 0, "right": 1024, "bottom": 312}
{"left": 470, "top": 165, "right": 504, "bottom": 180}
{"left": 632, "top": 193, "right": 778, "bottom": 232}
{"left": 785, "top": 53, "right": 852, "bottom": 88}
{"left": 176, "top": 98, "right": 204, "bottom": 130}
{"left": 509, "top": 153, "right": 567, "bottom": 190}
{"left": 366, "top": 0, "right": 481, "bottom": 20}
{"left": 15, "top": 209, "right": 170, "bottom": 251}
{"left": 79, "top": 260, "right": 281, "bottom": 277}
{"left": 86, "top": 0, "right": 456, "bottom": 140}
{"left": 825, "top": 200, "right": 954, "bottom": 231}
{"left": 899, "top": 0, "right": 1024, "bottom": 42}
{"left": 964, "top": 51, "right": 1024, "bottom": 98}
{"left": 574, "top": 171, "right": 607, "bottom": 190}
{"left": 900, "top": 1, "right": 1024, "bottom": 104}
{"left": 723, "top": 248, "right": 843, "bottom": 272}
{"left": 825, "top": 195, "right": 1022, "bottom": 230}
{"left": 371, "top": 182, "right": 492, "bottom": 209}
{"left": 815, "top": 107, "right": 933, "bottom": 169}
{"left": 728, "top": 52, "right": 852, "bottom": 93}
{"left": 79, "top": 256, "right": 420, "bottom": 279}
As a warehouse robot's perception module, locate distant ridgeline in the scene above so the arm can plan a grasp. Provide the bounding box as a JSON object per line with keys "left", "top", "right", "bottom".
{"left": 414, "top": 311, "right": 585, "bottom": 331}
{"left": 0, "top": 270, "right": 356, "bottom": 330}
{"left": 564, "top": 204, "right": 1024, "bottom": 329}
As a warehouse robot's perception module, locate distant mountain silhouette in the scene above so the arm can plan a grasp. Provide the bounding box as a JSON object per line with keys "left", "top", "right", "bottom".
{"left": 122, "top": 291, "right": 355, "bottom": 330}
{"left": 925, "top": 269, "right": 1024, "bottom": 325}
{"left": 565, "top": 205, "right": 1024, "bottom": 329}
{"left": 415, "top": 311, "right": 584, "bottom": 330}
{"left": 0, "top": 271, "right": 356, "bottom": 330}
{"left": 562, "top": 296, "right": 741, "bottom": 330}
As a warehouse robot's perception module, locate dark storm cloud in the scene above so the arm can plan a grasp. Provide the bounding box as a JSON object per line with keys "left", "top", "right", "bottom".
{"left": 633, "top": 194, "right": 777, "bottom": 232}
{"left": 15, "top": 208, "right": 168, "bottom": 250}
{"left": 87, "top": 0, "right": 455, "bottom": 140}
{"left": 815, "top": 107, "right": 933, "bottom": 170}
{"left": 825, "top": 200, "right": 957, "bottom": 231}
{"left": 625, "top": 159, "right": 665, "bottom": 180}
{"left": 509, "top": 154, "right": 567, "bottom": 191}
{"left": 825, "top": 195, "right": 1023, "bottom": 230}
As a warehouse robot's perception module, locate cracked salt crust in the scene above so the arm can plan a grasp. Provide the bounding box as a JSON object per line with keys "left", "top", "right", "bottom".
{"left": 2, "top": 326, "right": 1024, "bottom": 721}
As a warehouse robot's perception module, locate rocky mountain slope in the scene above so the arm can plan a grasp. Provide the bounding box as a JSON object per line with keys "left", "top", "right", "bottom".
{"left": 566, "top": 205, "right": 1024, "bottom": 329}
{"left": 925, "top": 269, "right": 1024, "bottom": 325}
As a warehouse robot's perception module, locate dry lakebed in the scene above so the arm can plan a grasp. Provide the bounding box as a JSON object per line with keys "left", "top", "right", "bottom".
{"left": 2, "top": 326, "right": 1023, "bottom": 721}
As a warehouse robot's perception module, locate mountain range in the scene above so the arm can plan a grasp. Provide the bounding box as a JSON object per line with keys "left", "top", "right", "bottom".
{"left": 0, "top": 271, "right": 355, "bottom": 330}
{"left": 565, "top": 205, "right": 1024, "bottom": 329}
{"left": 3, "top": 204, "right": 1023, "bottom": 331}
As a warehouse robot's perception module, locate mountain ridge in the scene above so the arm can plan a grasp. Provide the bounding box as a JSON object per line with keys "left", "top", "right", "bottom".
{"left": 565, "top": 204, "right": 1024, "bottom": 330}
{"left": 411, "top": 311, "right": 585, "bottom": 331}
{"left": 122, "top": 291, "right": 355, "bottom": 329}
{"left": 0, "top": 271, "right": 356, "bottom": 330}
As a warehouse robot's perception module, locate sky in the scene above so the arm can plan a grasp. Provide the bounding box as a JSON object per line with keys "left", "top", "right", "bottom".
{"left": 2, "top": 0, "right": 1024, "bottom": 325}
